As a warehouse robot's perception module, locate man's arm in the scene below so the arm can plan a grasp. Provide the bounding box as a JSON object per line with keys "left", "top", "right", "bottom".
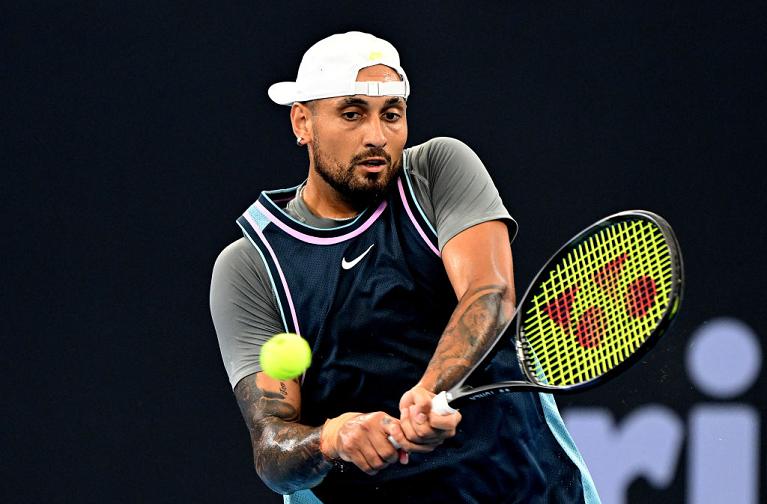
{"left": 423, "top": 219, "right": 515, "bottom": 391}
{"left": 234, "top": 372, "right": 409, "bottom": 494}
{"left": 394, "top": 220, "right": 515, "bottom": 445}
{"left": 234, "top": 373, "right": 332, "bottom": 494}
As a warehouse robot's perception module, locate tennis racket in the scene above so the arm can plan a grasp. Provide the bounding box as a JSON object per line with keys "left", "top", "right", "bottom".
{"left": 431, "top": 209, "right": 684, "bottom": 414}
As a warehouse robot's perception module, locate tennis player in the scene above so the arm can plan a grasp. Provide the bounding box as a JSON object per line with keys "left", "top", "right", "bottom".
{"left": 210, "top": 31, "right": 599, "bottom": 503}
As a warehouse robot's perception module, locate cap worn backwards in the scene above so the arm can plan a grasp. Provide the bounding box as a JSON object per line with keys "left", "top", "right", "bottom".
{"left": 267, "top": 31, "right": 410, "bottom": 106}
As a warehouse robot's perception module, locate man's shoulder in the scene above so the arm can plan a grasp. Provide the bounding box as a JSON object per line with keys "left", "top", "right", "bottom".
{"left": 215, "top": 237, "right": 251, "bottom": 263}
{"left": 406, "top": 137, "right": 480, "bottom": 179}
{"left": 406, "top": 136, "right": 472, "bottom": 162}
{"left": 213, "top": 237, "right": 264, "bottom": 279}
{"left": 407, "top": 137, "right": 490, "bottom": 185}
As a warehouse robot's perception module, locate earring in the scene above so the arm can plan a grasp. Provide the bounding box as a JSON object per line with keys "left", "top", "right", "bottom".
{"left": 296, "top": 136, "right": 303, "bottom": 146}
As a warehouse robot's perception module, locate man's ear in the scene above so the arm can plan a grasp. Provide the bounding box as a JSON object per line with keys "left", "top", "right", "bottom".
{"left": 290, "top": 102, "right": 313, "bottom": 146}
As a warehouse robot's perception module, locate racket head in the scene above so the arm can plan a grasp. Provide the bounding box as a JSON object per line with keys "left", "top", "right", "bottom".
{"left": 515, "top": 210, "right": 683, "bottom": 392}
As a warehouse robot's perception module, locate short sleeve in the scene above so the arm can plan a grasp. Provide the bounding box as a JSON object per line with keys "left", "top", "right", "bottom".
{"left": 210, "top": 238, "right": 285, "bottom": 388}
{"left": 407, "top": 137, "right": 517, "bottom": 251}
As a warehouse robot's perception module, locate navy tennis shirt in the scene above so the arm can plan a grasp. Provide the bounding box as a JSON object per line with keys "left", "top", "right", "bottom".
{"left": 227, "top": 140, "right": 597, "bottom": 503}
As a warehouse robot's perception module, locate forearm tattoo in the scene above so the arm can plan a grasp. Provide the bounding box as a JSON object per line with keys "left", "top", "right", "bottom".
{"left": 234, "top": 375, "right": 333, "bottom": 494}
{"left": 425, "top": 283, "right": 511, "bottom": 392}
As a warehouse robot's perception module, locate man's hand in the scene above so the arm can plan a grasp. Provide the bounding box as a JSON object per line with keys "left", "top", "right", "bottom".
{"left": 320, "top": 411, "right": 406, "bottom": 475}
{"left": 391, "top": 385, "right": 462, "bottom": 451}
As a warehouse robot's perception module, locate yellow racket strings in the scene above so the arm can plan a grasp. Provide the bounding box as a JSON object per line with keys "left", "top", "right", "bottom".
{"left": 520, "top": 220, "right": 673, "bottom": 387}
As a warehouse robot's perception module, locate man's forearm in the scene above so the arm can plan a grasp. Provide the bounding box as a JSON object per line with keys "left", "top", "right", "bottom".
{"left": 235, "top": 376, "right": 334, "bottom": 494}
{"left": 419, "top": 283, "right": 513, "bottom": 392}
{"left": 254, "top": 419, "right": 333, "bottom": 494}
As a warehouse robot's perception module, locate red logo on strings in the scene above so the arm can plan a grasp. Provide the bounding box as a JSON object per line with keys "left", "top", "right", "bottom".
{"left": 541, "top": 253, "right": 657, "bottom": 349}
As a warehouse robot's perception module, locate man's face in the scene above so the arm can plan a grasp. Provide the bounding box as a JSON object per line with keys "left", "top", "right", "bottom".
{"left": 308, "top": 65, "right": 408, "bottom": 209}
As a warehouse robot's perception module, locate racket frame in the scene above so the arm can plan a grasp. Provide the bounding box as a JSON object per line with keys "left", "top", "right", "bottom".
{"left": 439, "top": 210, "right": 684, "bottom": 408}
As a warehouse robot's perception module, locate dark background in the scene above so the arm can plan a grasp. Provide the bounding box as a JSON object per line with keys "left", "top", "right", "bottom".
{"left": 4, "top": 1, "right": 765, "bottom": 502}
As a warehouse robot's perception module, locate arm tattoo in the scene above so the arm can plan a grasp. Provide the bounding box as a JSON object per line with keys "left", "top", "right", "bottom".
{"left": 424, "top": 283, "right": 510, "bottom": 392}
{"left": 234, "top": 375, "right": 333, "bottom": 494}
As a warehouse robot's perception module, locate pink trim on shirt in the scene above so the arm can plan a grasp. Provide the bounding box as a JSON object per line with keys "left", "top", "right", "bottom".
{"left": 254, "top": 200, "right": 388, "bottom": 245}
{"left": 397, "top": 178, "right": 441, "bottom": 257}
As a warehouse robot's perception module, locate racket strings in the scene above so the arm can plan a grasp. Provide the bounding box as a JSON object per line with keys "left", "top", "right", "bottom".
{"left": 520, "top": 219, "right": 674, "bottom": 387}
{"left": 556, "top": 221, "right": 668, "bottom": 382}
{"left": 579, "top": 222, "right": 668, "bottom": 378}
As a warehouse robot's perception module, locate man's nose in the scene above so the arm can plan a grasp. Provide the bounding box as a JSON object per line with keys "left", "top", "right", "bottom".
{"left": 362, "top": 117, "right": 387, "bottom": 148}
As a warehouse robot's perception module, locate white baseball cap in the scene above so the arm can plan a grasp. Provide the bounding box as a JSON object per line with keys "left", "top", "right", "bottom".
{"left": 267, "top": 31, "right": 410, "bottom": 106}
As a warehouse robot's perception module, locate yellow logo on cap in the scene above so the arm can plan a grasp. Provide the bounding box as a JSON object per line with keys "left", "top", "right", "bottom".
{"left": 368, "top": 51, "right": 383, "bottom": 61}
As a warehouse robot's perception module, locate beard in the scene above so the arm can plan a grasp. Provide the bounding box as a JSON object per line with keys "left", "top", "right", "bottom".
{"left": 311, "top": 137, "right": 401, "bottom": 211}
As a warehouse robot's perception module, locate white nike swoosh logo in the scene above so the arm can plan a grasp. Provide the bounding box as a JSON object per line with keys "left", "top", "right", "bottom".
{"left": 341, "top": 244, "right": 375, "bottom": 270}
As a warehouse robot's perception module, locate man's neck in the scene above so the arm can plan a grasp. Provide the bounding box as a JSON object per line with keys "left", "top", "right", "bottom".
{"left": 301, "top": 170, "right": 360, "bottom": 220}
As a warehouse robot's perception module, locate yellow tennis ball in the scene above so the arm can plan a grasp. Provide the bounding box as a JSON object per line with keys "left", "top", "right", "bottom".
{"left": 259, "top": 333, "right": 312, "bottom": 380}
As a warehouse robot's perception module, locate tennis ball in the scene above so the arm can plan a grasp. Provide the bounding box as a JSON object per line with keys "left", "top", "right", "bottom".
{"left": 259, "top": 333, "right": 312, "bottom": 380}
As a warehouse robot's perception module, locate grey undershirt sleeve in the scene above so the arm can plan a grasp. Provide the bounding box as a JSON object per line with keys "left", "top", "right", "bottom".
{"left": 406, "top": 136, "right": 517, "bottom": 251}
{"left": 210, "top": 238, "right": 285, "bottom": 388}
{"left": 210, "top": 136, "right": 516, "bottom": 389}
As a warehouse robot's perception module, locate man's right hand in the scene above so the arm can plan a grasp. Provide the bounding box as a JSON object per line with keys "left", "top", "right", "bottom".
{"left": 394, "top": 385, "right": 462, "bottom": 450}
{"left": 320, "top": 411, "right": 405, "bottom": 475}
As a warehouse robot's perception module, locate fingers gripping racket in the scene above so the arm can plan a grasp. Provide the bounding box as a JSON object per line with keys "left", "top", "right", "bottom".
{"left": 430, "top": 210, "right": 684, "bottom": 415}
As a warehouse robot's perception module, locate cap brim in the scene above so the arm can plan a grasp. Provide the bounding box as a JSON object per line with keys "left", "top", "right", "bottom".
{"left": 268, "top": 82, "right": 300, "bottom": 106}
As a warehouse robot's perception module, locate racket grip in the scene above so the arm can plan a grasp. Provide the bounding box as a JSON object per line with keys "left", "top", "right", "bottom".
{"left": 431, "top": 391, "right": 457, "bottom": 415}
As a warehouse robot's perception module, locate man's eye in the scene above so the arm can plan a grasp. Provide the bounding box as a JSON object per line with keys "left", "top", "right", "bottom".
{"left": 342, "top": 112, "right": 361, "bottom": 120}
{"left": 383, "top": 112, "right": 401, "bottom": 121}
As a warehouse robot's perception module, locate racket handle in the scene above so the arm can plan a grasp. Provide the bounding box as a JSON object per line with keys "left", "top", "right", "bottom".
{"left": 431, "top": 391, "right": 457, "bottom": 415}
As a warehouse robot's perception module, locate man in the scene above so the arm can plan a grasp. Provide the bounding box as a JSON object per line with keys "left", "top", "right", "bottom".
{"left": 210, "top": 31, "right": 599, "bottom": 503}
